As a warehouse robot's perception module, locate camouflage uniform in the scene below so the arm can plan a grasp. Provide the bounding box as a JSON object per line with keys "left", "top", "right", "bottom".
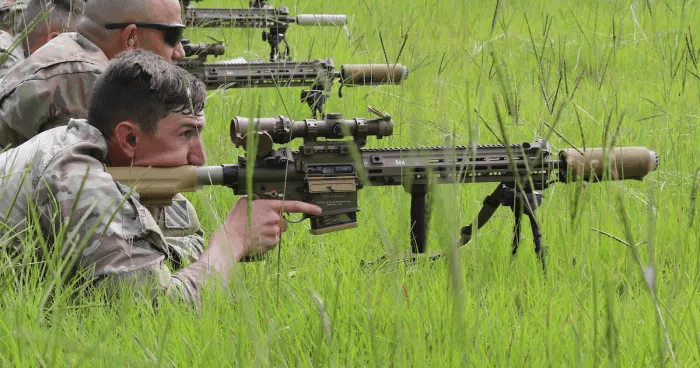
{"left": 0, "top": 119, "right": 214, "bottom": 301}
{"left": 0, "top": 31, "right": 205, "bottom": 260}
{"left": 0, "top": 0, "right": 26, "bottom": 33}
{"left": 0, "top": 32, "right": 106, "bottom": 148}
{"left": 0, "top": 29, "right": 24, "bottom": 78}
{"left": 150, "top": 194, "right": 206, "bottom": 267}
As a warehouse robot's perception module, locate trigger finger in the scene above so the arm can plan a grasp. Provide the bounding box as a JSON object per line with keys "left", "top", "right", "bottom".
{"left": 280, "top": 219, "right": 288, "bottom": 232}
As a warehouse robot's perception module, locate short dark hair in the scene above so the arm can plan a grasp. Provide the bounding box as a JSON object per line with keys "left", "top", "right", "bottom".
{"left": 88, "top": 49, "right": 206, "bottom": 139}
{"left": 16, "top": 0, "right": 84, "bottom": 35}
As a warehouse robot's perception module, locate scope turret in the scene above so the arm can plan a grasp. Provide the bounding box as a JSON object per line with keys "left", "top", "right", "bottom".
{"left": 231, "top": 112, "right": 393, "bottom": 148}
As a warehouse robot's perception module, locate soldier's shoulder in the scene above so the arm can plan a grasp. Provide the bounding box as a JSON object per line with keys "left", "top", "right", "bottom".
{"left": 0, "top": 33, "right": 109, "bottom": 98}
{"left": 4, "top": 120, "right": 107, "bottom": 177}
{"left": 0, "top": 29, "right": 22, "bottom": 58}
{"left": 0, "top": 29, "right": 13, "bottom": 47}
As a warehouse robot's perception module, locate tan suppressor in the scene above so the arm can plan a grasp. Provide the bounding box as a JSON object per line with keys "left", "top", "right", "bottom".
{"left": 340, "top": 64, "right": 409, "bottom": 85}
{"left": 560, "top": 147, "right": 659, "bottom": 182}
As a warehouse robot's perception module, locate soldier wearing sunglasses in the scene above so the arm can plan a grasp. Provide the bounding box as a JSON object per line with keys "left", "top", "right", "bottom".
{"left": 0, "top": 0, "right": 186, "bottom": 148}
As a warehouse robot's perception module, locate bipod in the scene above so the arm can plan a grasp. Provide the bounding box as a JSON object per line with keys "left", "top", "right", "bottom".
{"left": 263, "top": 27, "right": 291, "bottom": 62}
{"left": 300, "top": 86, "right": 326, "bottom": 118}
{"left": 459, "top": 183, "right": 546, "bottom": 271}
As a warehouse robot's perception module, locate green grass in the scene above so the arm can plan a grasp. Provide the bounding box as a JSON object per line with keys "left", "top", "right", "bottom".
{"left": 2, "top": 0, "right": 700, "bottom": 366}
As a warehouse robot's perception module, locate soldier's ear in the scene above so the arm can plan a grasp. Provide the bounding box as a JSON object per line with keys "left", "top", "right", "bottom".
{"left": 113, "top": 121, "right": 140, "bottom": 160}
{"left": 121, "top": 25, "right": 138, "bottom": 50}
{"left": 47, "top": 31, "right": 60, "bottom": 42}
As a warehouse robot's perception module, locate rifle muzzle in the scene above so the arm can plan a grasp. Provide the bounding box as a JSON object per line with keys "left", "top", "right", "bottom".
{"left": 340, "top": 64, "right": 409, "bottom": 85}
{"left": 559, "top": 147, "right": 659, "bottom": 182}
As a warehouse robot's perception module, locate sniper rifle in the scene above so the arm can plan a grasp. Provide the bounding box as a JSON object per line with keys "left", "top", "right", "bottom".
{"left": 175, "top": 56, "right": 409, "bottom": 118}
{"left": 182, "top": 0, "right": 347, "bottom": 61}
{"left": 107, "top": 110, "right": 659, "bottom": 269}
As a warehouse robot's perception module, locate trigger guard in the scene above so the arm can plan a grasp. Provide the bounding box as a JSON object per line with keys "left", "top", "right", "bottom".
{"left": 284, "top": 213, "right": 308, "bottom": 224}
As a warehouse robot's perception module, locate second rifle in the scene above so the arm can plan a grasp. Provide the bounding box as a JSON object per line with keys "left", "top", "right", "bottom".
{"left": 176, "top": 55, "right": 409, "bottom": 118}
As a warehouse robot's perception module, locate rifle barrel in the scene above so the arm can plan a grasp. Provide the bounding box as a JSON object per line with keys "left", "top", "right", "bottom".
{"left": 185, "top": 58, "right": 337, "bottom": 90}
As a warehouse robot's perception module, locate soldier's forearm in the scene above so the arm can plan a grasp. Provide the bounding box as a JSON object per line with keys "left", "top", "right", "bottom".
{"left": 198, "top": 227, "right": 247, "bottom": 282}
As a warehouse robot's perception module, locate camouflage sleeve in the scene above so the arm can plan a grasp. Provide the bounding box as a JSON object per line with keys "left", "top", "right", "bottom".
{"left": 35, "top": 137, "right": 216, "bottom": 303}
{"left": 0, "top": 70, "right": 97, "bottom": 148}
{"left": 0, "top": 31, "right": 23, "bottom": 78}
{"left": 149, "top": 193, "right": 205, "bottom": 268}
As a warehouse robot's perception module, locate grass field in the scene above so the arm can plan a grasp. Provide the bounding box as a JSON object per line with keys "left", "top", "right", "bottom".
{"left": 2, "top": 0, "right": 699, "bottom": 366}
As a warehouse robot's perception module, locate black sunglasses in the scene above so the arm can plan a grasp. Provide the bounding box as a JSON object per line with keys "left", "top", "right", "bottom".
{"left": 104, "top": 22, "right": 185, "bottom": 48}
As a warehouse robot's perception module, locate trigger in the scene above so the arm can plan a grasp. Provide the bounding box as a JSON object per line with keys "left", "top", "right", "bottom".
{"left": 284, "top": 213, "right": 309, "bottom": 224}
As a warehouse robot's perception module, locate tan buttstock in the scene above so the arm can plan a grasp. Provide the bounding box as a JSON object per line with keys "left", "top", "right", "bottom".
{"left": 560, "top": 147, "right": 659, "bottom": 182}
{"left": 106, "top": 166, "right": 199, "bottom": 207}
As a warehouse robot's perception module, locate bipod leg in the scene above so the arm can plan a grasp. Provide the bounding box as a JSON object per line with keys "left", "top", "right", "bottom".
{"left": 282, "top": 38, "right": 291, "bottom": 61}
{"left": 300, "top": 89, "right": 326, "bottom": 118}
{"left": 263, "top": 27, "right": 286, "bottom": 61}
{"left": 510, "top": 200, "right": 523, "bottom": 258}
{"left": 502, "top": 188, "right": 545, "bottom": 271}
{"left": 523, "top": 196, "right": 546, "bottom": 271}
{"left": 410, "top": 184, "right": 428, "bottom": 253}
{"left": 459, "top": 183, "right": 507, "bottom": 245}
{"left": 265, "top": 33, "right": 279, "bottom": 61}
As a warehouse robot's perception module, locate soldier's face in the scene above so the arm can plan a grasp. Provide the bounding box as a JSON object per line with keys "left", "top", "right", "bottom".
{"left": 131, "top": 111, "right": 207, "bottom": 167}
{"left": 135, "top": 0, "right": 185, "bottom": 61}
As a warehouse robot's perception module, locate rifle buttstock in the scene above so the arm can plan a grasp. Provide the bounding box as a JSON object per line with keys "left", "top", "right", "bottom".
{"left": 106, "top": 166, "right": 199, "bottom": 207}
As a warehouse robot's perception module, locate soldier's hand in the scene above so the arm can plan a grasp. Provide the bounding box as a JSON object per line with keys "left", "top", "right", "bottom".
{"left": 222, "top": 197, "right": 322, "bottom": 259}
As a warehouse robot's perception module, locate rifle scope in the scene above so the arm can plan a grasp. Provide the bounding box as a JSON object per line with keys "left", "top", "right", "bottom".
{"left": 181, "top": 39, "right": 225, "bottom": 58}
{"left": 230, "top": 113, "right": 393, "bottom": 146}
